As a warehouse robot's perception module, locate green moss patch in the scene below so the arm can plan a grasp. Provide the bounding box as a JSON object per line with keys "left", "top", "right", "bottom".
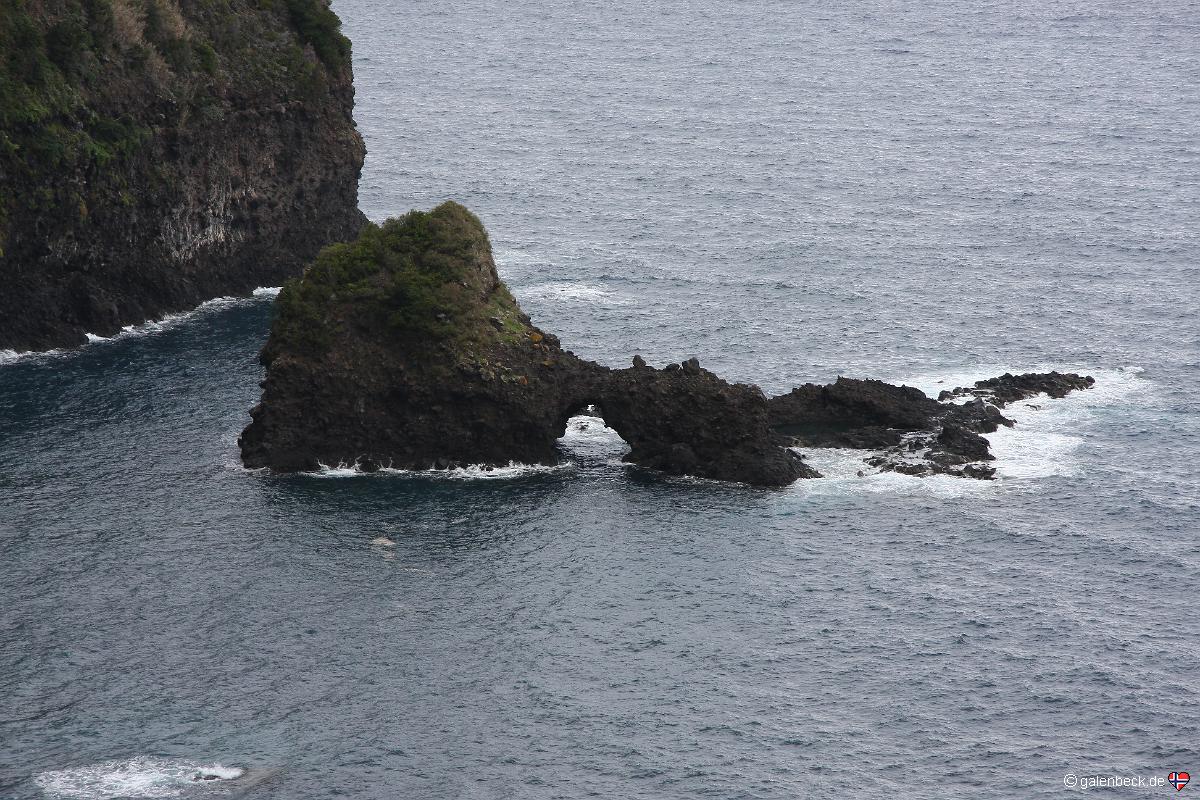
{"left": 269, "top": 202, "right": 530, "bottom": 361}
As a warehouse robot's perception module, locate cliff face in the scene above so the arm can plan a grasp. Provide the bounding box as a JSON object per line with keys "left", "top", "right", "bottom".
{"left": 0, "top": 0, "right": 365, "bottom": 351}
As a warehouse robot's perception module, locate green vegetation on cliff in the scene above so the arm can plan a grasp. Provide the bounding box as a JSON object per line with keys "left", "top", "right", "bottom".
{"left": 282, "top": 0, "right": 350, "bottom": 71}
{"left": 0, "top": 0, "right": 352, "bottom": 255}
{"left": 270, "top": 202, "right": 528, "bottom": 359}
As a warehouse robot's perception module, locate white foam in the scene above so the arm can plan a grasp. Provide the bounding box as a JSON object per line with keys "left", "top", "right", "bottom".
{"left": 789, "top": 447, "right": 994, "bottom": 499}
{"left": 980, "top": 367, "right": 1151, "bottom": 480}
{"left": 0, "top": 348, "right": 35, "bottom": 364}
{"left": 80, "top": 292, "right": 263, "bottom": 344}
{"left": 557, "top": 413, "right": 630, "bottom": 459}
{"left": 783, "top": 366, "right": 1151, "bottom": 496}
{"left": 521, "top": 281, "right": 633, "bottom": 307}
{"left": 302, "top": 414, "right": 632, "bottom": 479}
{"left": 885, "top": 364, "right": 1145, "bottom": 404}
{"left": 307, "top": 460, "right": 570, "bottom": 480}
{"left": 34, "top": 757, "right": 244, "bottom": 799}
{"left": 907, "top": 365, "right": 1149, "bottom": 484}
{"left": 0, "top": 288, "right": 281, "bottom": 365}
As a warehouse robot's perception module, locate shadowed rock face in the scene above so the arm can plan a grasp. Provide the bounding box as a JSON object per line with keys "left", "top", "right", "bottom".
{"left": 239, "top": 203, "right": 807, "bottom": 486}
{"left": 240, "top": 203, "right": 1095, "bottom": 487}
{"left": 239, "top": 202, "right": 596, "bottom": 473}
{"left": 768, "top": 377, "right": 946, "bottom": 449}
{"left": 596, "top": 359, "right": 813, "bottom": 486}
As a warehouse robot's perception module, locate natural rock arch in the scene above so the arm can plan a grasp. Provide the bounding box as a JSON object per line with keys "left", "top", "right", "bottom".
{"left": 239, "top": 203, "right": 1094, "bottom": 485}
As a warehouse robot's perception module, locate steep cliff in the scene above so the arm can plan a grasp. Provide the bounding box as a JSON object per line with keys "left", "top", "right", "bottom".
{"left": 0, "top": 0, "right": 365, "bottom": 351}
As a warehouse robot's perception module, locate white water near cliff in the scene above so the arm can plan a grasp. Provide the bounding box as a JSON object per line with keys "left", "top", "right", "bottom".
{"left": 0, "top": 289, "right": 281, "bottom": 365}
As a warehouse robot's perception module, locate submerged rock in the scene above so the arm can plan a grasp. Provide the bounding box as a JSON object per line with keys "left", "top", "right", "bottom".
{"left": 240, "top": 203, "right": 1095, "bottom": 486}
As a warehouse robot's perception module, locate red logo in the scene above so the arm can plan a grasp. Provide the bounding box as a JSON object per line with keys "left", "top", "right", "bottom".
{"left": 1169, "top": 772, "right": 1191, "bottom": 792}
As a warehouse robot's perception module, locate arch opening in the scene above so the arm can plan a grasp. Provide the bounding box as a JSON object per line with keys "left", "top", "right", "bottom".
{"left": 555, "top": 404, "right": 630, "bottom": 467}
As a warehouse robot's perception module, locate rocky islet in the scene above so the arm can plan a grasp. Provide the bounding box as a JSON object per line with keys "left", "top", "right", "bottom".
{"left": 239, "top": 203, "right": 1095, "bottom": 486}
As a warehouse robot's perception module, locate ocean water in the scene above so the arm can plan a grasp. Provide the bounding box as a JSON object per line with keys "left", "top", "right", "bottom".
{"left": 2, "top": 0, "right": 1199, "bottom": 797}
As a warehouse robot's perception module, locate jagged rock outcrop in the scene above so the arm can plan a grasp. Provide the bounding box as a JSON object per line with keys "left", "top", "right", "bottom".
{"left": 767, "top": 372, "right": 1093, "bottom": 480}
{"left": 768, "top": 377, "right": 947, "bottom": 448}
{"left": 767, "top": 377, "right": 1005, "bottom": 478}
{"left": 240, "top": 203, "right": 1097, "bottom": 487}
{"left": 0, "top": 0, "right": 365, "bottom": 351}
{"left": 240, "top": 202, "right": 593, "bottom": 472}
{"left": 597, "top": 358, "right": 814, "bottom": 485}
{"left": 938, "top": 371, "right": 1096, "bottom": 406}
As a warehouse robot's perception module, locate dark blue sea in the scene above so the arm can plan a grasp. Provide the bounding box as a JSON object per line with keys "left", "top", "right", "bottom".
{"left": 2, "top": 0, "right": 1199, "bottom": 797}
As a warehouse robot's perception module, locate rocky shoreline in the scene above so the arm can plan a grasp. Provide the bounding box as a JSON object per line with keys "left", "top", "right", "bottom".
{"left": 240, "top": 203, "right": 1095, "bottom": 487}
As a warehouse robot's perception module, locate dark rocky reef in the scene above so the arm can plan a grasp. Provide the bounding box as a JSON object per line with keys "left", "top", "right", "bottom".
{"left": 598, "top": 358, "right": 814, "bottom": 485}
{"left": 938, "top": 371, "right": 1096, "bottom": 406}
{"left": 241, "top": 203, "right": 1095, "bottom": 487}
{"left": 769, "top": 377, "right": 949, "bottom": 449}
{"left": 0, "top": 0, "right": 365, "bottom": 351}
{"left": 767, "top": 377, "right": 1014, "bottom": 479}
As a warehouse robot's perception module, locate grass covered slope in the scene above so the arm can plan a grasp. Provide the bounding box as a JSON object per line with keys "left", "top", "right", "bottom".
{"left": 266, "top": 202, "right": 532, "bottom": 362}
{"left": 0, "top": 0, "right": 365, "bottom": 350}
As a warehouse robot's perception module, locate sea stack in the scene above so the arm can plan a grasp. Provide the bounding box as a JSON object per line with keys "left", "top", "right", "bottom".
{"left": 240, "top": 202, "right": 1096, "bottom": 486}
{"left": 0, "top": 0, "right": 365, "bottom": 351}
{"left": 239, "top": 202, "right": 808, "bottom": 486}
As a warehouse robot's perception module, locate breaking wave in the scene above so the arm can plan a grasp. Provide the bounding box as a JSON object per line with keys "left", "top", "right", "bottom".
{"left": 0, "top": 288, "right": 281, "bottom": 366}
{"left": 307, "top": 460, "right": 570, "bottom": 480}
{"left": 791, "top": 366, "right": 1150, "bottom": 495}
{"left": 33, "top": 757, "right": 244, "bottom": 799}
{"left": 298, "top": 414, "right": 634, "bottom": 479}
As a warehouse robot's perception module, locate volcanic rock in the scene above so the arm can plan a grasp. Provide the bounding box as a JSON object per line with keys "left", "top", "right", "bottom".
{"left": 0, "top": 0, "right": 365, "bottom": 351}
{"left": 239, "top": 203, "right": 806, "bottom": 486}
{"left": 240, "top": 203, "right": 593, "bottom": 472}
{"left": 767, "top": 371, "right": 1089, "bottom": 479}
{"left": 240, "top": 203, "right": 1097, "bottom": 486}
{"left": 938, "top": 371, "right": 1096, "bottom": 406}
{"left": 597, "top": 362, "right": 813, "bottom": 485}
{"left": 768, "top": 377, "right": 945, "bottom": 448}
